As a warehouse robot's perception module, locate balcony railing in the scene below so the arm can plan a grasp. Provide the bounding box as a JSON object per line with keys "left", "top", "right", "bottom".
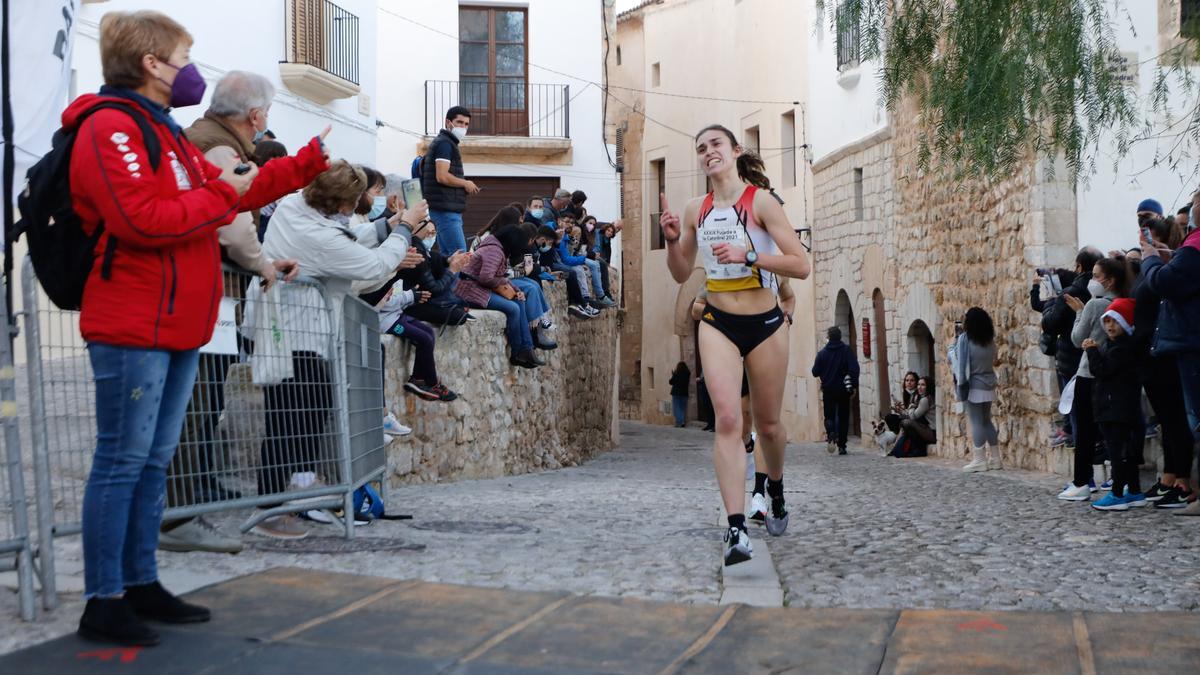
{"left": 835, "top": 6, "right": 861, "bottom": 71}
{"left": 425, "top": 80, "right": 570, "bottom": 138}
{"left": 284, "top": 0, "right": 359, "bottom": 86}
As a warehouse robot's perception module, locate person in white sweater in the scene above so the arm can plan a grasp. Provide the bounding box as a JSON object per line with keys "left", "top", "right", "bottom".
{"left": 249, "top": 161, "right": 426, "bottom": 539}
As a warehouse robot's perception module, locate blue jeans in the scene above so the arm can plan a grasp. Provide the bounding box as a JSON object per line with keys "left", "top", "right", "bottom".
{"left": 484, "top": 293, "right": 533, "bottom": 353}
{"left": 430, "top": 210, "right": 466, "bottom": 254}
{"left": 83, "top": 344, "right": 200, "bottom": 598}
{"left": 582, "top": 258, "right": 604, "bottom": 298}
{"left": 1178, "top": 352, "right": 1200, "bottom": 438}
{"left": 511, "top": 277, "right": 548, "bottom": 322}
{"left": 672, "top": 395, "right": 688, "bottom": 427}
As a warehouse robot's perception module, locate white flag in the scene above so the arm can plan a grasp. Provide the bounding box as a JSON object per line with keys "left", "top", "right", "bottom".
{"left": 5, "top": 0, "right": 79, "bottom": 203}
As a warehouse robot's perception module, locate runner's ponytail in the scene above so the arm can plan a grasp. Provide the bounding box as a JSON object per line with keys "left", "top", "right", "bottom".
{"left": 736, "top": 152, "right": 771, "bottom": 190}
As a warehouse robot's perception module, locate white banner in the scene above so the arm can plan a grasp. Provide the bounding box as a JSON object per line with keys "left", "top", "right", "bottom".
{"left": 5, "top": 0, "right": 79, "bottom": 203}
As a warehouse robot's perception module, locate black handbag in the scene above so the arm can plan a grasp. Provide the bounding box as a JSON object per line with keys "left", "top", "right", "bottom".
{"left": 1039, "top": 331, "right": 1058, "bottom": 357}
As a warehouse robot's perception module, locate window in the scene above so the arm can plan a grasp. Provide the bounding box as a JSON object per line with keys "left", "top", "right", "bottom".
{"left": 781, "top": 111, "right": 796, "bottom": 188}
{"left": 853, "top": 167, "right": 864, "bottom": 221}
{"left": 836, "top": 2, "right": 861, "bottom": 70}
{"left": 744, "top": 125, "right": 760, "bottom": 155}
{"left": 459, "top": 6, "right": 528, "bottom": 136}
{"left": 652, "top": 62, "right": 661, "bottom": 87}
{"left": 650, "top": 158, "right": 666, "bottom": 250}
{"left": 647, "top": 367, "right": 655, "bottom": 389}
{"left": 616, "top": 46, "right": 622, "bottom": 65}
{"left": 286, "top": 0, "right": 360, "bottom": 85}
{"left": 1184, "top": 1, "right": 1200, "bottom": 38}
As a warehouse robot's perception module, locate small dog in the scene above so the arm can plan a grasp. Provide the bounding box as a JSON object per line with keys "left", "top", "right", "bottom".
{"left": 870, "top": 419, "right": 897, "bottom": 456}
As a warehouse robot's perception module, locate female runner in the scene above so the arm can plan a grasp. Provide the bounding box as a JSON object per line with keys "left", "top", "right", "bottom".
{"left": 660, "top": 125, "right": 811, "bottom": 565}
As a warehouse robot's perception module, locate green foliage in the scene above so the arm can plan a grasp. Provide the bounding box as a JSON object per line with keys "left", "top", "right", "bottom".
{"left": 817, "top": 0, "right": 1144, "bottom": 181}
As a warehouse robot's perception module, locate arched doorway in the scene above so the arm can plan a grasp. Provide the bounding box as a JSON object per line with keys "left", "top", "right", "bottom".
{"left": 833, "top": 290, "right": 862, "bottom": 437}
{"left": 906, "top": 320, "right": 935, "bottom": 380}
{"left": 872, "top": 289, "right": 890, "bottom": 418}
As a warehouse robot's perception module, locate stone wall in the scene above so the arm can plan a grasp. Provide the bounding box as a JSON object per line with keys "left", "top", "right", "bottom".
{"left": 383, "top": 282, "right": 618, "bottom": 484}
{"left": 810, "top": 100, "right": 1078, "bottom": 474}
{"left": 889, "top": 100, "right": 1071, "bottom": 473}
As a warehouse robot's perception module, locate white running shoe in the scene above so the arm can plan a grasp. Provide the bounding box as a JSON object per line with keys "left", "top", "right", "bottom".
{"left": 723, "top": 527, "right": 753, "bottom": 566}
{"left": 1057, "top": 483, "right": 1092, "bottom": 501}
{"left": 748, "top": 493, "right": 768, "bottom": 525}
{"left": 383, "top": 413, "right": 412, "bottom": 437}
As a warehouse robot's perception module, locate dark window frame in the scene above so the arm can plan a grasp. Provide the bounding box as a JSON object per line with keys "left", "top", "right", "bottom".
{"left": 835, "top": 2, "right": 861, "bottom": 71}
{"left": 458, "top": 6, "right": 530, "bottom": 135}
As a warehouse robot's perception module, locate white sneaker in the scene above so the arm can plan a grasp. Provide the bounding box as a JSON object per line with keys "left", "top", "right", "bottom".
{"left": 962, "top": 447, "right": 987, "bottom": 473}
{"left": 301, "top": 509, "right": 335, "bottom": 524}
{"left": 383, "top": 413, "right": 412, "bottom": 437}
{"left": 749, "top": 493, "right": 768, "bottom": 524}
{"left": 1057, "top": 483, "right": 1092, "bottom": 501}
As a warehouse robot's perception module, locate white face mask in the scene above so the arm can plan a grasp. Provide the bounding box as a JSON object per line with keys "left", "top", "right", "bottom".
{"left": 1087, "top": 279, "right": 1106, "bottom": 297}
{"left": 450, "top": 126, "right": 467, "bottom": 141}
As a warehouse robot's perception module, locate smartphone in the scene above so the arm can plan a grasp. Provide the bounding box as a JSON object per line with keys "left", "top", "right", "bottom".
{"left": 233, "top": 163, "right": 252, "bottom": 175}
{"left": 401, "top": 179, "right": 423, "bottom": 209}
{"left": 1141, "top": 226, "right": 1153, "bottom": 243}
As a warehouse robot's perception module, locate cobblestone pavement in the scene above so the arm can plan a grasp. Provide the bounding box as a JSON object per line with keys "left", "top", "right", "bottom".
{"left": 4, "top": 421, "right": 1198, "bottom": 654}
{"left": 770, "top": 436, "right": 1200, "bottom": 612}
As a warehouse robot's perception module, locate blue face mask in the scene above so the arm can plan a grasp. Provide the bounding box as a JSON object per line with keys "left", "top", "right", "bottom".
{"left": 368, "top": 195, "right": 387, "bottom": 219}
{"left": 539, "top": 244, "right": 551, "bottom": 253}
{"left": 423, "top": 236, "right": 436, "bottom": 250}
{"left": 530, "top": 208, "right": 544, "bottom": 219}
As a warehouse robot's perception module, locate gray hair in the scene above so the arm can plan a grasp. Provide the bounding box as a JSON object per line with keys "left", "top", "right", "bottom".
{"left": 209, "top": 71, "right": 276, "bottom": 117}
{"left": 383, "top": 173, "right": 406, "bottom": 198}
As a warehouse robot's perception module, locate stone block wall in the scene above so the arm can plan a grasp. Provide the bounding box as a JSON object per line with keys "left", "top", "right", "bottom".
{"left": 890, "top": 101, "right": 1069, "bottom": 472}
{"left": 383, "top": 283, "right": 618, "bottom": 484}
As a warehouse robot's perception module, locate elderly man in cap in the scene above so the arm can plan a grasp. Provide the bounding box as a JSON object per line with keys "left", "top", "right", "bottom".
{"left": 159, "top": 70, "right": 318, "bottom": 553}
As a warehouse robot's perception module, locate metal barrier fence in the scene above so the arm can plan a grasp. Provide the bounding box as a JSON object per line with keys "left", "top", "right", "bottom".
{"left": 19, "top": 258, "right": 386, "bottom": 614}
{"left": 1, "top": 281, "right": 37, "bottom": 621}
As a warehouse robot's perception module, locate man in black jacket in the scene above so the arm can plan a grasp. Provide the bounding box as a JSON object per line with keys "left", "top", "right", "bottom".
{"left": 812, "top": 327, "right": 860, "bottom": 455}
{"left": 422, "top": 106, "right": 481, "bottom": 254}
{"left": 1039, "top": 246, "right": 1104, "bottom": 445}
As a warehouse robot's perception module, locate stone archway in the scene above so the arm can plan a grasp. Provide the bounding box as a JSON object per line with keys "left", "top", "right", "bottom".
{"left": 906, "top": 320, "right": 936, "bottom": 380}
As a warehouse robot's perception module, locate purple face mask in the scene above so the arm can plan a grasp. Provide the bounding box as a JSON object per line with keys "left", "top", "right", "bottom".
{"left": 158, "top": 61, "right": 207, "bottom": 108}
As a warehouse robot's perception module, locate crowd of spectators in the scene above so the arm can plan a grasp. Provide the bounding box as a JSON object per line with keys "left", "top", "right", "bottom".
{"left": 1032, "top": 197, "right": 1200, "bottom": 514}
{"left": 51, "top": 10, "right": 622, "bottom": 647}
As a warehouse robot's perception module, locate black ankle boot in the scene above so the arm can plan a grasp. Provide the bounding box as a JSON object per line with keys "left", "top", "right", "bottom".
{"left": 78, "top": 597, "right": 160, "bottom": 646}
{"left": 125, "top": 581, "right": 211, "bottom": 624}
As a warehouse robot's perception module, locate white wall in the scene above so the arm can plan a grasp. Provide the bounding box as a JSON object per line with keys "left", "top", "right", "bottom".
{"left": 1075, "top": 1, "right": 1199, "bottom": 256}
{"left": 805, "top": 8, "right": 887, "bottom": 162}
{"left": 374, "top": 0, "right": 619, "bottom": 222}
{"left": 74, "top": 0, "right": 379, "bottom": 165}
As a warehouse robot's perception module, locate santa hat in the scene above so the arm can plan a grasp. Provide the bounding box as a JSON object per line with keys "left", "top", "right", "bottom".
{"left": 1102, "top": 298, "right": 1135, "bottom": 336}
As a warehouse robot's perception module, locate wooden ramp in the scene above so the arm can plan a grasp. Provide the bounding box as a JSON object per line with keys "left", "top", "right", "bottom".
{"left": 3, "top": 567, "right": 1198, "bottom": 674}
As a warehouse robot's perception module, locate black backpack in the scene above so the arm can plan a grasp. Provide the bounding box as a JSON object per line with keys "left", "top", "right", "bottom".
{"left": 13, "top": 101, "right": 161, "bottom": 310}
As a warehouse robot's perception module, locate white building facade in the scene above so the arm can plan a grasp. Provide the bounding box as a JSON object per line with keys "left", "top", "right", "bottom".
{"left": 374, "top": 0, "right": 620, "bottom": 238}
{"left": 70, "top": 0, "right": 380, "bottom": 165}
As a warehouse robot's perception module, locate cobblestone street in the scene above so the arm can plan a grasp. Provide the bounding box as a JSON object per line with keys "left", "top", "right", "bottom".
{"left": 4, "top": 421, "right": 1199, "bottom": 655}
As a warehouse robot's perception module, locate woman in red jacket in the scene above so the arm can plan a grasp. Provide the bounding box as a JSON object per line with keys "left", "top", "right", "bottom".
{"left": 67, "top": 11, "right": 328, "bottom": 646}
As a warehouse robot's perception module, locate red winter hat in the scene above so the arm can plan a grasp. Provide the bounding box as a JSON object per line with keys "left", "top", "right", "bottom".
{"left": 1102, "top": 298, "right": 1135, "bottom": 336}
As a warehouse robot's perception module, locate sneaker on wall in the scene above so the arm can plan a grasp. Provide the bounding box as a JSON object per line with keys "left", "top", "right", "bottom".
{"left": 383, "top": 413, "right": 412, "bottom": 437}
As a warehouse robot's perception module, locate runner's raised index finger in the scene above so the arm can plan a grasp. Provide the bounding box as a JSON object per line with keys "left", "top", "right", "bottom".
{"left": 660, "top": 192, "right": 670, "bottom": 214}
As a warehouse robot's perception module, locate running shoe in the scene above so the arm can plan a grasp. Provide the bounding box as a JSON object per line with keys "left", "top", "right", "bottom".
{"left": 567, "top": 305, "right": 591, "bottom": 319}
{"left": 765, "top": 497, "right": 789, "bottom": 537}
{"left": 1091, "top": 493, "right": 1130, "bottom": 511}
{"left": 1144, "top": 482, "right": 1171, "bottom": 502}
{"left": 583, "top": 304, "right": 602, "bottom": 317}
{"left": 1154, "top": 487, "right": 1194, "bottom": 509}
{"left": 430, "top": 383, "right": 459, "bottom": 402}
{"left": 1049, "top": 429, "right": 1070, "bottom": 448}
{"left": 723, "top": 527, "right": 753, "bottom": 566}
{"left": 1099, "top": 479, "right": 1113, "bottom": 492}
{"left": 539, "top": 316, "right": 556, "bottom": 331}
{"left": 1125, "top": 492, "right": 1148, "bottom": 508}
{"left": 826, "top": 440, "right": 836, "bottom": 455}
{"left": 1057, "top": 483, "right": 1092, "bottom": 501}
{"left": 749, "top": 493, "right": 768, "bottom": 525}
{"left": 383, "top": 413, "right": 412, "bottom": 437}
{"left": 404, "top": 378, "right": 441, "bottom": 401}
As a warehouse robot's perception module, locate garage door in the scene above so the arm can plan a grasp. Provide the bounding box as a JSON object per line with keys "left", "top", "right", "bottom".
{"left": 464, "top": 176, "right": 560, "bottom": 239}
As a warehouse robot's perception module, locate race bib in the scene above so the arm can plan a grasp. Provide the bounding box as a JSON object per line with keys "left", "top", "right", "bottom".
{"left": 698, "top": 215, "right": 750, "bottom": 280}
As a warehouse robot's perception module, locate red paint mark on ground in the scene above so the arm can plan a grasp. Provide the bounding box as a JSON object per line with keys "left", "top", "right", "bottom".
{"left": 956, "top": 618, "right": 1008, "bottom": 633}
{"left": 77, "top": 647, "right": 143, "bottom": 663}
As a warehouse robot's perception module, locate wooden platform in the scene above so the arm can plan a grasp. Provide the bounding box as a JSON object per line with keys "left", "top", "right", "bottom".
{"left": 4, "top": 567, "right": 1198, "bottom": 673}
